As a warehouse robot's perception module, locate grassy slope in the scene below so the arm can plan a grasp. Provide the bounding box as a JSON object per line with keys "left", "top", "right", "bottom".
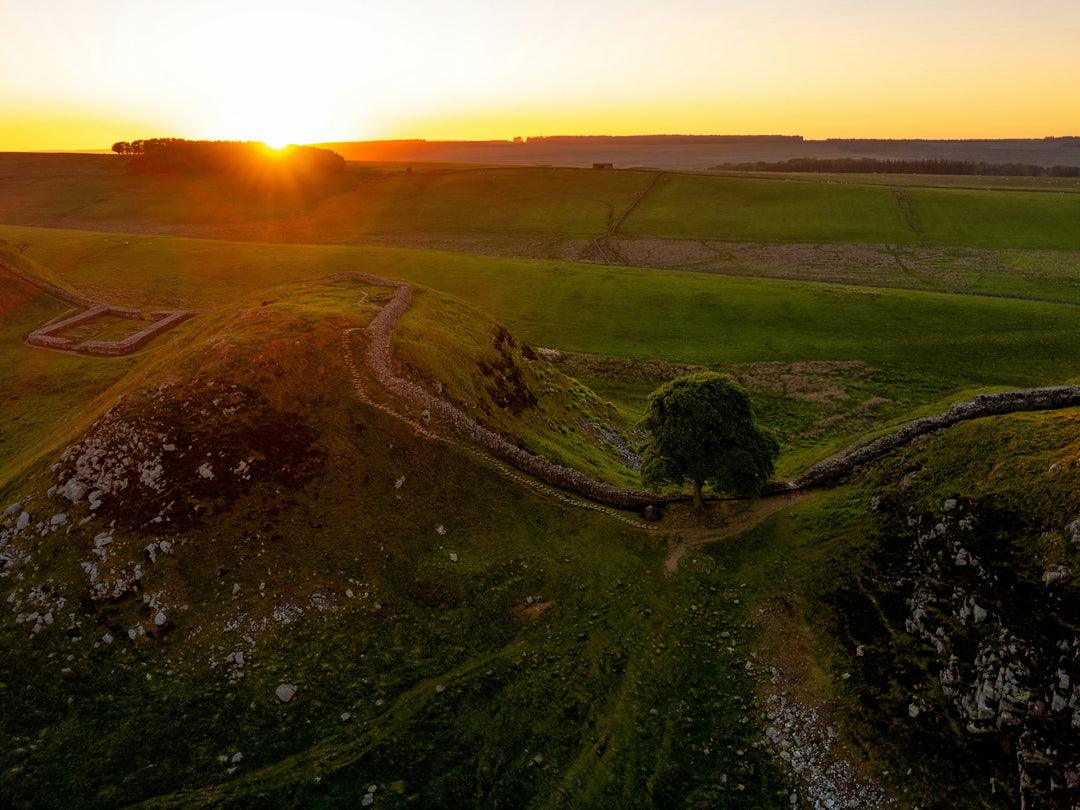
{"left": 619, "top": 172, "right": 1080, "bottom": 249}
{"left": 730, "top": 408, "right": 1080, "bottom": 808}
{"left": 5, "top": 224, "right": 1080, "bottom": 476}
{"left": 4, "top": 154, "right": 1080, "bottom": 253}
{"left": 0, "top": 278, "right": 790, "bottom": 809}
{"left": 394, "top": 288, "right": 639, "bottom": 486}
{"left": 6, "top": 159, "right": 1080, "bottom": 805}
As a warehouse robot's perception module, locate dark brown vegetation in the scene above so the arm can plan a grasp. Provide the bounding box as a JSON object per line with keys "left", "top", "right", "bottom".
{"left": 111, "top": 138, "right": 345, "bottom": 180}
{"left": 714, "top": 157, "right": 1080, "bottom": 177}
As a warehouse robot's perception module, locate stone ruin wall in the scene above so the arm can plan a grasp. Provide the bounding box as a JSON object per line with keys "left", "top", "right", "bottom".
{"left": 358, "top": 272, "right": 1080, "bottom": 509}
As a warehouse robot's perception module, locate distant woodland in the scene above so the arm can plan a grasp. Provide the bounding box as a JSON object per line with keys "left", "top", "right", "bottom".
{"left": 714, "top": 157, "right": 1080, "bottom": 177}
{"left": 110, "top": 138, "right": 345, "bottom": 177}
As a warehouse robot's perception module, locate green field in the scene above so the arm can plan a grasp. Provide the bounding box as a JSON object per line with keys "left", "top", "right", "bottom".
{"left": 619, "top": 172, "right": 1080, "bottom": 249}
{"left": 4, "top": 156, "right": 1080, "bottom": 807}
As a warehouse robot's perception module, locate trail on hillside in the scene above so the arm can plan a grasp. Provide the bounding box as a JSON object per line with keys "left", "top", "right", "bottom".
{"left": 662, "top": 490, "right": 814, "bottom": 573}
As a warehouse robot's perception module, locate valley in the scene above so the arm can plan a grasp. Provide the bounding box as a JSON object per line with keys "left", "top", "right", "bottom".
{"left": 2, "top": 151, "right": 1080, "bottom": 808}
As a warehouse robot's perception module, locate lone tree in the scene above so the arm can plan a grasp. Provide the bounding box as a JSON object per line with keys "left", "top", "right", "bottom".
{"left": 640, "top": 372, "right": 779, "bottom": 511}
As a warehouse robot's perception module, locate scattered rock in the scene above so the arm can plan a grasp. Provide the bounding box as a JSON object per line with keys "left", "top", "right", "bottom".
{"left": 276, "top": 684, "right": 298, "bottom": 703}
{"left": 61, "top": 479, "right": 88, "bottom": 503}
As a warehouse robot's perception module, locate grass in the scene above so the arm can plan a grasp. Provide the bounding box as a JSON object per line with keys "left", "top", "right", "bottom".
{"left": 714, "top": 170, "right": 1080, "bottom": 193}
{"left": 5, "top": 153, "right": 1080, "bottom": 254}
{"left": 620, "top": 173, "right": 915, "bottom": 244}
{"left": 0, "top": 279, "right": 792, "bottom": 808}
{"left": 909, "top": 186, "right": 1080, "bottom": 249}
{"left": 393, "top": 288, "right": 640, "bottom": 486}
{"left": 310, "top": 166, "right": 654, "bottom": 239}
{"left": 6, "top": 224, "right": 1080, "bottom": 478}
{"left": 751, "top": 408, "right": 1080, "bottom": 808}
{"left": 6, "top": 156, "right": 1080, "bottom": 806}
{"left": 620, "top": 173, "right": 1080, "bottom": 249}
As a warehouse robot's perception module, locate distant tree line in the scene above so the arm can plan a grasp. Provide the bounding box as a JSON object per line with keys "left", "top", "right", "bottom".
{"left": 526, "top": 134, "right": 804, "bottom": 145}
{"left": 712, "top": 157, "right": 1080, "bottom": 177}
{"left": 110, "top": 138, "right": 345, "bottom": 176}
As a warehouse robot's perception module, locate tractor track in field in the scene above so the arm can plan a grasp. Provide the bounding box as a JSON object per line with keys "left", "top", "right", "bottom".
{"left": 592, "top": 170, "right": 665, "bottom": 264}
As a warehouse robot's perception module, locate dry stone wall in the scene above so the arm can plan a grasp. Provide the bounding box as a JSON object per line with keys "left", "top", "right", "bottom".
{"left": 352, "top": 270, "right": 1080, "bottom": 509}
{"left": 785, "top": 386, "right": 1080, "bottom": 491}
{"left": 359, "top": 277, "right": 661, "bottom": 509}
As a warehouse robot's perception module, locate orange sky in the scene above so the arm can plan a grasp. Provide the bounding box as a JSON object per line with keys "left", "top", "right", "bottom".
{"left": 2, "top": 0, "right": 1078, "bottom": 151}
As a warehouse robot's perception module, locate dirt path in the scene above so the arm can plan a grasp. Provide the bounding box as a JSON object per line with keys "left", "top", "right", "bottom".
{"left": 662, "top": 490, "right": 814, "bottom": 573}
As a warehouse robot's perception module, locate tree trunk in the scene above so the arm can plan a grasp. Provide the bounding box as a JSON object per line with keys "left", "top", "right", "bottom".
{"left": 693, "top": 478, "right": 705, "bottom": 512}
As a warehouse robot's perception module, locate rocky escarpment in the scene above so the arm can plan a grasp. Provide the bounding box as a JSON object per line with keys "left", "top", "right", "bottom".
{"left": 837, "top": 493, "right": 1080, "bottom": 808}
{"left": 54, "top": 379, "right": 323, "bottom": 530}
{"left": 903, "top": 499, "right": 1080, "bottom": 809}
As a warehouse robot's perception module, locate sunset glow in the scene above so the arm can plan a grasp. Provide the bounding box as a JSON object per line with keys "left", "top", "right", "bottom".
{"left": 2, "top": 0, "right": 1078, "bottom": 151}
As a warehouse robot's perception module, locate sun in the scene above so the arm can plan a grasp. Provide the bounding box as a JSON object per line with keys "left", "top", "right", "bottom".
{"left": 262, "top": 136, "right": 292, "bottom": 150}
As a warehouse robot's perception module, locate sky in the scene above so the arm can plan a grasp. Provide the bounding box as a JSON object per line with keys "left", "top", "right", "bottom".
{"left": 2, "top": 0, "right": 1078, "bottom": 151}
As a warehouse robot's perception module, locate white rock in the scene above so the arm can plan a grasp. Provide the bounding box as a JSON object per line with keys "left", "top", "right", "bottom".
{"left": 231, "top": 752, "right": 243, "bottom": 764}
{"left": 449, "top": 553, "right": 458, "bottom": 562}
{"left": 908, "top": 703, "right": 920, "bottom": 718}
{"left": 973, "top": 604, "right": 988, "bottom": 622}
{"left": 154, "top": 611, "right": 167, "bottom": 626}
{"left": 276, "top": 684, "right": 298, "bottom": 703}
{"left": 233, "top": 583, "right": 241, "bottom": 595}
{"left": 62, "top": 479, "right": 88, "bottom": 503}
{"left": 394, "top": 475, "right": 405, "bottom": 489}
{"left": 16, "top": 512, "right": 30, "bottom": 531}
{"left": 128, "top": 629, "right": 137, "bottom": 640}
{"left": 50, "top": 514, "right": 67, "bottom": 526}
{"left": 197, "top": 463, "right": 214, "bottom": 479}
{"left": 2, "top": 502, "right": 20, "bottom": 517}
{"left": 103, "top": 633, "right": 114, "bottom": 644}
{"left": 436, "top": 524, "right": 446, "bottom": 535}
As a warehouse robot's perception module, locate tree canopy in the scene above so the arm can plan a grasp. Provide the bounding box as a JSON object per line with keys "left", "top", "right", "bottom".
{"left": 110, "top": 138, "right": 345, "bottom": 178}
{"left": 640, "top": 372, "right": 779, "bottom": 510}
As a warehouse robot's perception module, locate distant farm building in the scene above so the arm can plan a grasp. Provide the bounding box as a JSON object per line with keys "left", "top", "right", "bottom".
{"left": 592, "top": 162, "right": 614, "bottom": 169}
